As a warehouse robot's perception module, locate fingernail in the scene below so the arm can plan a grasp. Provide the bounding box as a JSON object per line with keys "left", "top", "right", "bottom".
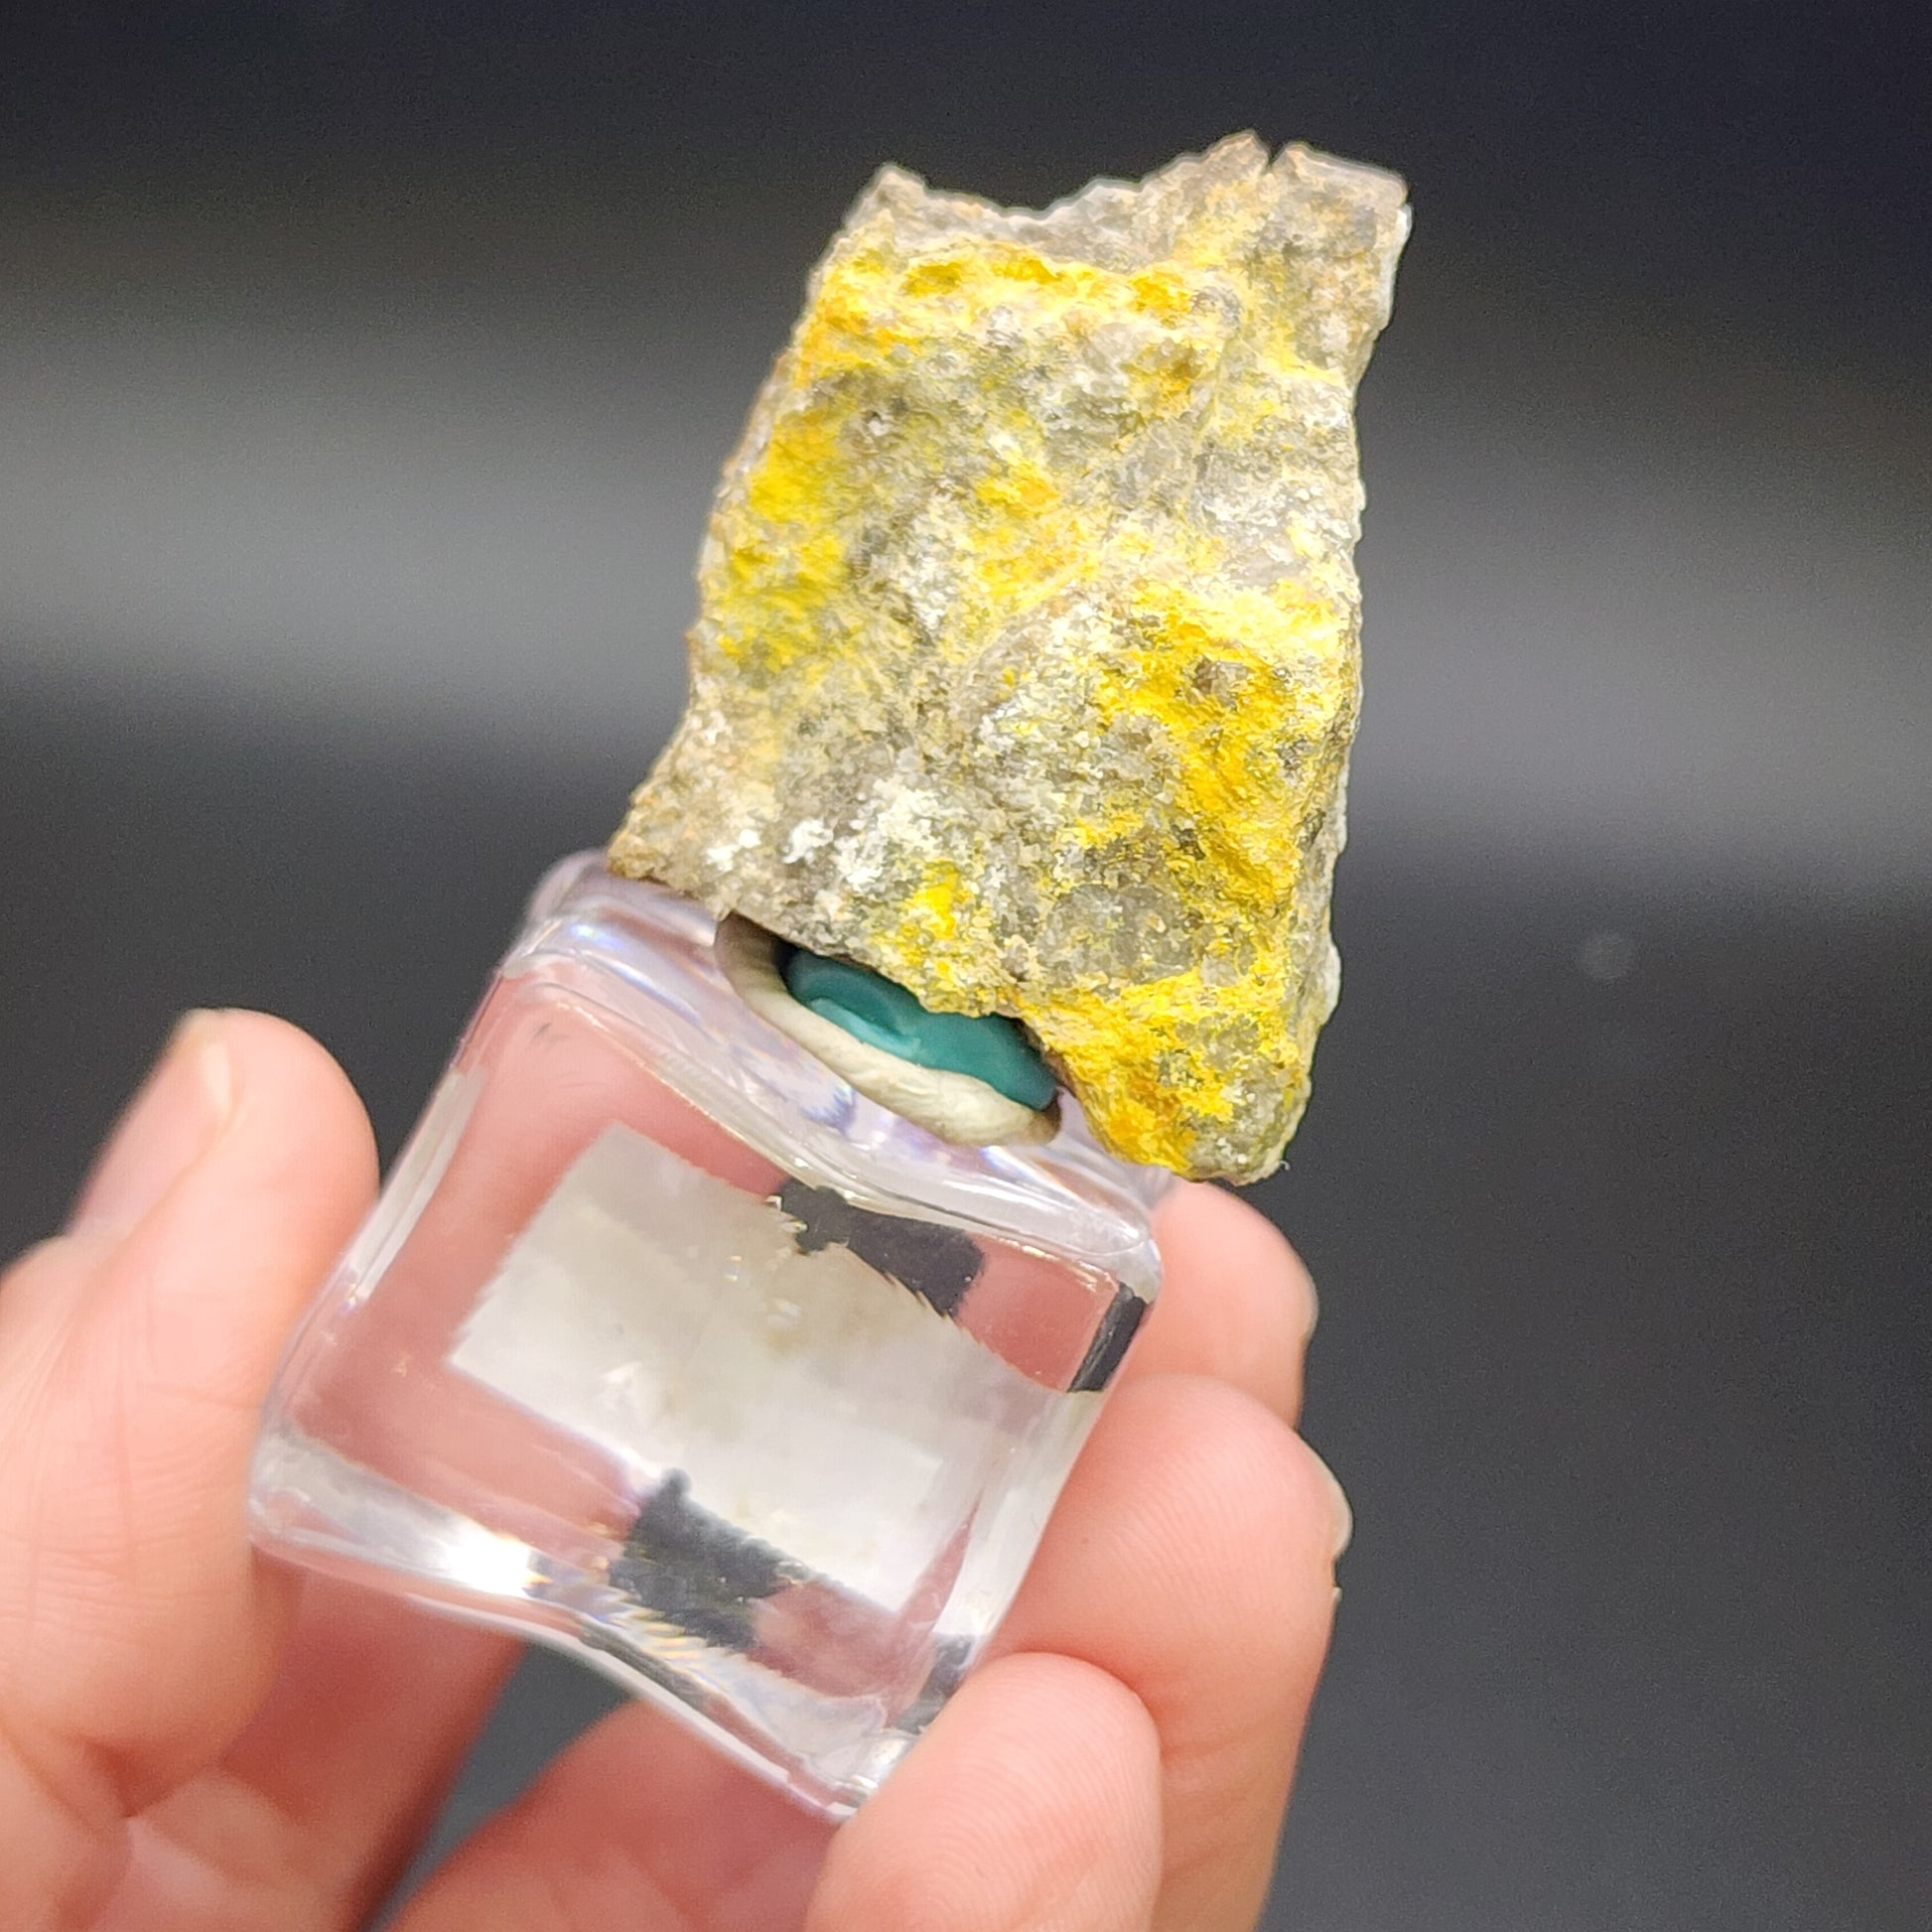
{"left": 69, "top": 1012, "right": 234, "bottom": 1240}
{"left": 1310, "top": 1445, "right": 1353, "bottom": 1561}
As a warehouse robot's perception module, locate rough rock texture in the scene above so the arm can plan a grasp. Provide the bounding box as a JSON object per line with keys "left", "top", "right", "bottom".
{"left": 611, "top": 135, "right": 1408, "bottom": 1180}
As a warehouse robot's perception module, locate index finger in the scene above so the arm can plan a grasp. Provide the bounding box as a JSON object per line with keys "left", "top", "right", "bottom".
{"left": 1122, "top": 1179, "right": 1320, "bottom": 1423}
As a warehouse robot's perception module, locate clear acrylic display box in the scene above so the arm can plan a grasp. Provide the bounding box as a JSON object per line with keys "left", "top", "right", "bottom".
{"left": 248, "top": 854, "right": 1167, "bottom": 1814}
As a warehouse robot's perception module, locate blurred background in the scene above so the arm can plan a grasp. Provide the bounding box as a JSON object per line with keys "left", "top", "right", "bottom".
{"left": 2, "top": 3, "right": 1926, "bottom": 1926}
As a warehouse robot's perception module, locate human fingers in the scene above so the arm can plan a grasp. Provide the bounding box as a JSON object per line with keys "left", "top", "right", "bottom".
{"left": 0, "top": 1010, "right": 377, "bottom": 1927}
{"left": 91, "top": 1583, "right": 520, "bottom": 1932}
{"left": 391, "top": 1650, "right": 1162, "bottom": 1932}
{"left": 992, "top": 1374, "right": 1348, "bottom": 1932}
{"left": 388, "top": 1693, "right": 833, "bottom": 1932}
{"left": 1124, "top": 1181, "right": 1318, "bottom": 1423}
{"left": 804, "top": 1652, "right": 1163, "bottom": 1932}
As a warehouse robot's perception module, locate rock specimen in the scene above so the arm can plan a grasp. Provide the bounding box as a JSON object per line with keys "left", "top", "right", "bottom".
{"left": 611, "top": 134, "right": 1409, "bottom": 1180}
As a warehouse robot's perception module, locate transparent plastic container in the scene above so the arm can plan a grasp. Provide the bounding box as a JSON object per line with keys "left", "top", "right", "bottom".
{"left": 248, "top": 854, "right": 1167, "bottom": 1814}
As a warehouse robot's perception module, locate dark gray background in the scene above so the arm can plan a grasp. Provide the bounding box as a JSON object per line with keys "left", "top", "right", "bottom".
{"left": 2, "top": 4, "right": 1926, "bottom": 1927}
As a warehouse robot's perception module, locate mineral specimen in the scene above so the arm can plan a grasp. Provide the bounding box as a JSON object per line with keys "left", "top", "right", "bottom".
{"left": 610, "top": 134, "right": 1409, "bottom": 1180}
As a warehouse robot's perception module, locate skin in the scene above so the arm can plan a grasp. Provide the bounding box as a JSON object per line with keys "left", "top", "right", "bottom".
{"left": 0, "top": 1009, "right": 1348, "bottom": 1932}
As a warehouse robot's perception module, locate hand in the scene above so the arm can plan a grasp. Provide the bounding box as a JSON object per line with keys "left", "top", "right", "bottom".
{"left": 0, "top": 1010, "right": 1347, "bottom": 1931}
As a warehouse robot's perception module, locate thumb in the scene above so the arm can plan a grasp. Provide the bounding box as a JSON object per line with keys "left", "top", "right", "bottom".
{"left": 0, "top": 1010, "right": 375, "bottom": 1929}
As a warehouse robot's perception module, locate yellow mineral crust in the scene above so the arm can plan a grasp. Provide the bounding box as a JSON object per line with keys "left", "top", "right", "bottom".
{"left": 611, "top": 135, "right": 1409, "bottom": 1180}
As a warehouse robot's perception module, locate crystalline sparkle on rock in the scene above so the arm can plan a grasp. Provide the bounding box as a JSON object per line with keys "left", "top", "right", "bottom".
{"left": 611, "top": 135, "right": 1409, "bottom": 1180}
